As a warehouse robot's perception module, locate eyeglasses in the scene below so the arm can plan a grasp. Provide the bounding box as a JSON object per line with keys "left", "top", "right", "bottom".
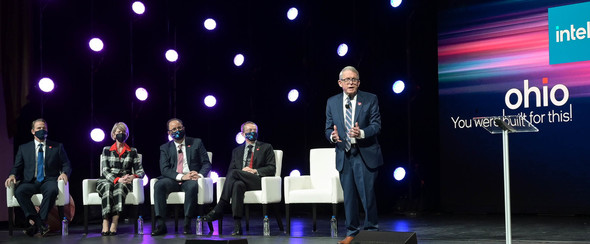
{"left": 340, "top": 78, "right": 360, "bottom": 84}
{"left": 169, "top": 126, "right": 184, "bottom": 132}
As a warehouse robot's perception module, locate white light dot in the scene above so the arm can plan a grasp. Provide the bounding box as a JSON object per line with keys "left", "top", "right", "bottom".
{"left": 39, "top": 78, "right": 55, "bottom": 93}
{"left": 287, "top": 7, "right": 298, "bottom": 20}
{"left": 210, "top": 171, "right": 219, "bottom": 183}
{"left": 391, "top": 0, "right": 402, "bottom": 8}
{"left": 204, "top": 18, "right": 217, "bottom": 30}
{"left": 135, "top": 87, "right": 148, "bottom": 101}
{"left": 234, "top": 54, "right": 245, "bottom": 67}
{"left": 235, "top": 132, "right": 245, "bottom": 144}
{"left": 132, "top": 1, "right": 145, "bottom": 15}
{"left": 89, "top": 38, "right": 104, "bottom": 52}
{"left": 165, "top": 49, "right": 178, "bottom": 62}
{"left": 337, "top": 43, "right": 348, "bottom": 57}
{"left": 392, "top": 80, "right": 405, "bottom": 94}
{"left": 90, "top": 128, "right": 105, "bottom": 142}
{"left": 204, "top": 95, "right": 217, "bottom": 107}
{"left": 288, "top": 89, "right": 299, "bottom": 102}
{"left": 289, "top": 170, "right": 301, "bottom": 177}
{"left": 142, "top": 175, "right": 149, "bottom": 186}
{"left": 394, "top": 167, "right": 406, "bottom": 181}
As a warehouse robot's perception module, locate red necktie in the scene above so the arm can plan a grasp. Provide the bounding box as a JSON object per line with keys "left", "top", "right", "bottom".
{"left": 177, "top": 145, "right": 184, "bottom": 174}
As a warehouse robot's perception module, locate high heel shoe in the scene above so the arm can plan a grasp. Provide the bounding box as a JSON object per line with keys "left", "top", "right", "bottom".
{"left": 101, "top": 231, "right": 110, "bottom": 236}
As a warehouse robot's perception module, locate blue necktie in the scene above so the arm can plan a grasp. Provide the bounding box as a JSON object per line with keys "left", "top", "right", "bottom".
{"left": 37, "top": 144, "right": 44, "bottom": 182}
{"left": 345, "top": 97, "right": 353, "bottom": 152}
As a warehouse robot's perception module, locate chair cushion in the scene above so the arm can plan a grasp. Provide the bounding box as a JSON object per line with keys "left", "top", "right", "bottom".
{"left": 287, "top": 189, "right": 335, "bottom": 204}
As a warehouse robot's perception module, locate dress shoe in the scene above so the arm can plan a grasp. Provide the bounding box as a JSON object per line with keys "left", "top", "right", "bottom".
{"left": 337, "top": 236, "right": 354, "bottom": 244}
{"left": 151, "top": 226, "right": 167, "bottom": 236}
{"left": 202, "top": 210, "right": 223, "bottom": 222}
{"left": 38, "top": 223, "right": 50, "bottom": 237}
{"left": 23, "top": 225, "right": 38, "bottom": 237}
{"left": 182, "top": 225, "right": 192, "bottom": 235}
{"left": 231, "top": 222, "right": 242, "bottom": 236}
{"left": 109, "top": 231, "right": 117, "bottom": 236}
{"left": 101, "top": 231, "right": 110, "bottom": 236}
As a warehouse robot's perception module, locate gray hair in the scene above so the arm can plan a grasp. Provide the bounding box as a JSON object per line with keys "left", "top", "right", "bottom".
{"left": 241, "top": 121, "right": 258, "bottom": 133}
{"left": 111, "top": 122, "right": 129, "bottom": 140}
{"left": 339, "top": 66, "right": 360, "bottom": 80}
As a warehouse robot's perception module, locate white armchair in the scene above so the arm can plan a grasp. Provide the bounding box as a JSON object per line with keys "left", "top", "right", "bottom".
{"left": 6, "top": 179, "right": 70, "bottom": 236}
{"left": 82, "top": 154, "right": 145, "bottom": 234}
{"left": 216, "top": 149, "right": 284, "bottom": 234}
{"left": 284, "top": 148, "right": 344, "bottom": 235}
{"left": 150, "top": 152, "right": 214, "bottom": 233}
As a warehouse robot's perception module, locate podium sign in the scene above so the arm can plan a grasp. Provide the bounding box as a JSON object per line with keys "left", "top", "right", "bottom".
{"left": 473, "top": 115, "right": 538, "bottom": 244}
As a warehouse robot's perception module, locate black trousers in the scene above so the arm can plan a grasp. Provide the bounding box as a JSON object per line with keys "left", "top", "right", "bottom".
{"left": 14, "top": 179, "right": 58, "bottom": 223}
{"left": 153, "top": 178, "right": 199, "bottom": 221}
{"left": 219, "top": 170, "right": 261, "bottom": 218}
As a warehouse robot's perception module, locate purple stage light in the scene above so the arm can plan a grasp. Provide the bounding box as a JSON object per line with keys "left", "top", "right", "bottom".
{"left": 204, "top": 95, "right": 217, "bottom": 107}
{"left": 392, "top": 80, "right": 405, "bottom": 94}
{"left": 337, "top": 43, "right": 348, "bottom": 57}
{"left": 165, "top": 49, "right": 178, "bottom": 62}
{"left": 391, "top": 0, "right": 402, "bottom": 8}
{"left": 38, "top": 78, "right": 55, "bottom": 93}
{"left": 142, "top": 175, "right": 148, "bottom": 186}
{"left": 135, "top": 87, "right": 148, "bottom": 101}
{"left": 132, "top": 1, "right": 145, "bottom": 15}
{"left": 394, "top": 167, "right": 406, "bottom": 181}
{"left": 90, "top": 128, "right": 105, "bottom": 142}
{"left": 289, "top": 170, "right": 301, "bottom": 177}
{"left": 89, "top": 38, "right": 104, "bottom": 52}
{"left": 234, "top": 54, "right": 245, "bottom": 67}
{"left": 287, "top": 7, "right": 298, "bottom": 20}
{"left": 288, "top": 89, "right": 299, "bottom": 102}
{"left": 204, "top": 18, "right": 217, "bottom": 30}
{"left": 235, "top": 132, "right": 245, "bottom": 144}
{"left": 210, "top": 171, "right": 219, "bottom": 183}
{"left": 168, "top": 134, "right": 173, "bottom": 141}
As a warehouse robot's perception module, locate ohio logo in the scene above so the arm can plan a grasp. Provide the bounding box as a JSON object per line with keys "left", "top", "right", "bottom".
{"left": 504, "top": 78, "right": 568, "bottom": 110}
{"left": 548, "top": 2, "right": 590, "bottom": 65}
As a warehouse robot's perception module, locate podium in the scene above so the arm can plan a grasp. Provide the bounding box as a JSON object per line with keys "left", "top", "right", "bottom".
{"left": 474, "top": 115, "right": 538, "bottom": 244}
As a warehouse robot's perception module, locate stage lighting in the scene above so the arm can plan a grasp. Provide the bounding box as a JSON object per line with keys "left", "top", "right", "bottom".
{"left": 235, "top": 132, "right": 245, "bottom": 144}
{"left": 391, "top": 0, "right": 402, "bottom": 8}
{"left": 337, "top": 43, "right": 348, "bottom": 57}
{"left": 289, "top": 170, "right": 301, "bottom": 177}
{"left": 135, "top": 87, "right": 148, "bottom": 101}
{"left": 204, "top": 95, "right": 217, "bottom": 107}
{"left": 394, "top": 167, "right": 406, "bottom": 181}
{"left": 165, "top": 49, "right": 178, "bottom": 62}
{"left": 142, "top": 175, "right": 148, "bottom": 186}
{"left": 132, "top": 1, "right": 145, "bottom": 15}
{"left": 287, "top": 7, "right": 298, "bottom": 20}
{"left": 393, "top": 80, "right": 405, "bottom": 94}
{"left": 234, "top": 54, "right": 245, "bottom": 67}
{"left": 38, "top": 77, "right": 54, "bottom": 93}
{"left": 168, "top": 135, "right": 173, "bottom": 141}
{"left": 210, "top": 171, "right": 219, "bottom": 184}
{"left": 90, "top": 128, "right": 105, "bottom": 142}
{"left": 89, "top": 38, "right": 104, "bottom": 52}
{"left": 288, "top": 89, "right": 299, "bottom": 102}
{"left": 204, "top": 18, "right": 217, "bottom": 30}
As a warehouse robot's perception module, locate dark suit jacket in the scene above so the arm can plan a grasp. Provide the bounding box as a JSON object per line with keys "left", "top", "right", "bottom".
{"left": 227, "top": 141, "right": 276, "bottom": 177}
{"left": 325, "top": 90, "right": 384, "bottom": 171}
{"left": 9, "top": 140, "right": 72, "bottom": 183}
{"left": 158, "top": 137, "right": 211, "bottom": 180}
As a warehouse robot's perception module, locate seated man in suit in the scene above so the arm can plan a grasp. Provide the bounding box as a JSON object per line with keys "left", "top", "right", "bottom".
{"left": 151, "top": 118, "right": 212, "bottom": 236}
{"left": 4, "top": 118, "right": 72, "bottom": 237}
{"left": 202, "top": 121, "right": 276, "bottom": 235}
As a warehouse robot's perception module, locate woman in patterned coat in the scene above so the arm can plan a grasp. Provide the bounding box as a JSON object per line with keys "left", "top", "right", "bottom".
{"left": 96, "top": 122, "right": 145, "bottom": 235}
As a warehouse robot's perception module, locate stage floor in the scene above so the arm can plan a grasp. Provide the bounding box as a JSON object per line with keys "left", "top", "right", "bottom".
{"left": 2, "top": 213, "right": 590, "bottom": 243}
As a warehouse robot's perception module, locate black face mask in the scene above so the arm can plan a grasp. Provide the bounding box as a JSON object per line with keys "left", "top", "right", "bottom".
{"left": 34, "top": 130, "right": 47, "bottom": 141}
{"left": 171, "top": 129, "right": 185, "bottom": 140}
{"left": 116, "top": 133, "right": 127, "bottom": 143}
{"left": 245, "top": 131, "right": 258, "bottom": 142}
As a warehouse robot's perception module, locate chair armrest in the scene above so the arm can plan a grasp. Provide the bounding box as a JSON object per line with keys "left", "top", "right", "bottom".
{"left": 132, "top": 178, "right": 145, "bottom": 204}
{"left": 56, "top": 179, "right": 70, "bottom": 206}
{"left": 330, "top": 175, "right": 344, "bottom": 203}
{"left": 261, "top": 176, "right": 281, "bottom": 204}
{"left": 6, "top": 181, "right": 15, "bottom": 207}
{"left": 284, "top": 175, "right": 312, "bottom": 203}
{"left": 150, "top": 178, "right": 159, "bottom": 205}
{"left": 216, "top": 177, "right": 226, "bottom": 203}
{"left": 198, "top": 177, "right": 213, "bottom": 204}
{"left": 82, "top": 179, "right": 98, "bottom": 205}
